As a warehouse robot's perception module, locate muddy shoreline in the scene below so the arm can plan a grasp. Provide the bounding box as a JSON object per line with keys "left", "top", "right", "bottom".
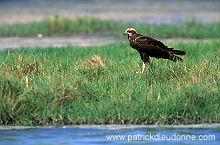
{"left": 0, "top": 34, "right": 119, "bottom": 50}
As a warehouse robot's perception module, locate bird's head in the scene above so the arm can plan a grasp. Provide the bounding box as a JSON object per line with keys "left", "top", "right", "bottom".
{"left": 124, "top": 28, "right": 137, "bottom": 36}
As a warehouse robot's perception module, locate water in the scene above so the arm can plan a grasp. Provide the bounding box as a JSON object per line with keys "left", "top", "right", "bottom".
{"left": 0, "top": 125, "right": 219, "bottom": 145}
{"left": 0, "top": 0, "right": 219, "bottom": 24}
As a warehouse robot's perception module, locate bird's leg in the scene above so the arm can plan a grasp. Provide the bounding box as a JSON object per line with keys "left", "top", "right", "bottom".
{"left": 136, "top": 62, "right": 146, "bottom": 74}
{"left": 136, "top": 53, "right": 149, "bottom": 74}
{"left": 141, "top": 62, "right": 146, "bottom": 74}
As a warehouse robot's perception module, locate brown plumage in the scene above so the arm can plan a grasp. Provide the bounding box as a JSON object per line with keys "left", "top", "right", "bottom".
{"left": 124, "top": 28, "right": 186, "bottom": 73}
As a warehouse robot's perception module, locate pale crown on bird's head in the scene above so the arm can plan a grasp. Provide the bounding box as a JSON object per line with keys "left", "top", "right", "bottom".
{"left": 124, "top": 28, "right": 137, "bottom": 36}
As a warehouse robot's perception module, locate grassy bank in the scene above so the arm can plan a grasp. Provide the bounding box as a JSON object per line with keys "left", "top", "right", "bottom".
{"left": 0, "top": 15, "right": 219, "bottom": 39}
{"left": 0, "top": 39, "right": 219, "bottom": 125}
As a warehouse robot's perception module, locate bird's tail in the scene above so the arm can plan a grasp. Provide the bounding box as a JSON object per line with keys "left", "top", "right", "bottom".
{"left": 167, "top": 48, "right": 186, "bottom": 62}
{"left": 168, "top": 49, "right": 186, "bottom": 55}
{"left": 169, "top": 55, "right": 184, "bottom": 62}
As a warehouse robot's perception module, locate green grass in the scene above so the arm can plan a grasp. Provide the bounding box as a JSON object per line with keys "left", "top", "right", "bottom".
{"left": 0, "top": 15, "right": 120, "bottom": 37}
{"left": 0, "top": 15, "right": 219, "bottom": 39}
{"left": 0, "top": 39, "right": 219, "bottom": 125}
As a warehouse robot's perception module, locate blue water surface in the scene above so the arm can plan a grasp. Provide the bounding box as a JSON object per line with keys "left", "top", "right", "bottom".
{"left": 0, "top": 126, "right": 219, "bottom": 145}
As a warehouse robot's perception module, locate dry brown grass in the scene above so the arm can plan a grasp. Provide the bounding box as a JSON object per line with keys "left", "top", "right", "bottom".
{"left": 81, "top": 55, "right": 108, "bottom": 68}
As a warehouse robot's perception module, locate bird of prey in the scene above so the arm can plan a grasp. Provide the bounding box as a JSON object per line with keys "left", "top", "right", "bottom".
{"left": 124, "top": 28, "right": 186, "bottom": 73}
